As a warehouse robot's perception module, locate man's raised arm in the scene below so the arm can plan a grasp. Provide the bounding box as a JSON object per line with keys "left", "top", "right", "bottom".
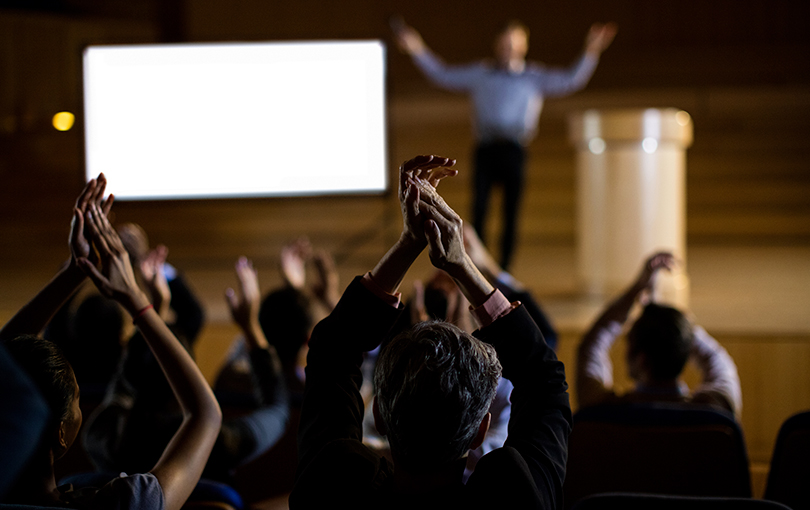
{"left": 392, "top": 18, "right": 479, "bottom": 92}
{"left": 294, "top": 155, "right": 458, "bottom": 479}
{"left": 539, "top": 22, "right": 617, "bottom": 98}
{"left": 416, "top": 176, "right": 572, "bottom": 509}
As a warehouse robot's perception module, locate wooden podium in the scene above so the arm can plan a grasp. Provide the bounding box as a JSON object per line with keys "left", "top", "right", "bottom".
{"left": 568, "top": 108, "right": 693, "bottom": 306}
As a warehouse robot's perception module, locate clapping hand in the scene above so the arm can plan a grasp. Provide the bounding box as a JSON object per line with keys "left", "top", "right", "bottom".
{"left": 141, "top": 245, "right": 172, "bottom": 319}
{"left": 311, "top": 249, "right": 340, "bottom": 310}
{"left": 70, "top": 173, "right": 114, "bottom": 266}
{"left": 225, "top": 256, "right": 265, "bottom": 347}
{"left": 280, "top": 237, "right": 312, "bottom": 290}
{"left": 77, "top": 203, "right": 148, "bottom": 314}
{"left": 633, "top": 251, "right": 676, "bottom": 303}
{"left": 399, "top": 155, "right": 457, "bottom": 247}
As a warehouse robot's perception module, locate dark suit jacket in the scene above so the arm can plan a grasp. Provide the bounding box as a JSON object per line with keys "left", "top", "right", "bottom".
{"left": 290, "top": 276, "right": 571, "bottom": 509}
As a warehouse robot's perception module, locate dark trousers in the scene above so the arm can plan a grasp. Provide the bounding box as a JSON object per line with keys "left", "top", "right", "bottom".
{"left": 472, "top": 139, "right": 525, "bottom": 270}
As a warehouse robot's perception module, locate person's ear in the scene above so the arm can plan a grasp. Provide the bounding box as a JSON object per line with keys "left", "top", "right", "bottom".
{"left": 469, "top": 412, "right": 491, "bottom": 451}
{"left": 373, "top": 397, "right": 388, "bottom": 436}
{"left": 628, "top": 350, "right": 648, "bottom": 381}
{"left": 54, "top": 421, "right": 69, "bottom": 459}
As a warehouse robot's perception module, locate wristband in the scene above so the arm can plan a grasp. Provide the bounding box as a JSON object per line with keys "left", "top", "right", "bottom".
{"left": 132, "top": 304, "right": 154, "bottom": 324}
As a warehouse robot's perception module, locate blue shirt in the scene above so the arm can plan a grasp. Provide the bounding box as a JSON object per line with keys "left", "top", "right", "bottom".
{"left": 412, "top": 50, "right": 599, "bottom": 144}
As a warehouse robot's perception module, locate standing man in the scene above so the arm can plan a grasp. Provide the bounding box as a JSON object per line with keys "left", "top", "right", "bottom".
{"left": 395, "top": 19, "right": 617, "bottom": 269}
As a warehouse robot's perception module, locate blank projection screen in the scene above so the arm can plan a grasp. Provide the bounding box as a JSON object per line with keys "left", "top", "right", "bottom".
{"left": 83, "top": 41, "right": 387, "bottom": 200}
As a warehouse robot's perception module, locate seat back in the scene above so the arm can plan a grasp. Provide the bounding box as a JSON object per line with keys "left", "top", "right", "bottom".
{"left": 764, "top": 410, "right": 810, "bottom": 510}
{"left": 564, "top": 403, "right": 751, "bottom": 509}
{"left": 572, "top": 492, "right": 792, "bottom": 510}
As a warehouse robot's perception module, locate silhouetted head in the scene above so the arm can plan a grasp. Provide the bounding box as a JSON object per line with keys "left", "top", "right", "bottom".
{"left": 627, "top": 303, "right": 693, "bottom": 383}
{"left": 373, "top": 320, "right": 501, "bottom": 472}
{"left": 258, "top": 286, "right": 313, "bottom": 368}
{"left": 423, "top": 270, "right": 457, "bottom": 320}
{"left": 68, "top": 294, "right": 125, "bottom": 386}
{"left": 494, "top": 20, "right": 529, "bottom": 65}
{"left": 4, "top": 335, "right": 82, "bottom": 460}
{"left": 118, "top": 222, "right": 149, "bottom": 270}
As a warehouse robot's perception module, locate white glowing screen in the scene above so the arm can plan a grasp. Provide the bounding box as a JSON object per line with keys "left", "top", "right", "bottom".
{"left": 84, "top": 41, "right": 386, "bottom": 200}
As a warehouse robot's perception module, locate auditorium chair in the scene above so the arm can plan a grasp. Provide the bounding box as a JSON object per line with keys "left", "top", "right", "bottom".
{"left": 764, "top": 410, "right": 810, "bottom": 510}
{"left": 571, "top": 492, "right": 791, "bottom": 510}
{"left": 564, "top": 402, "right": 751, "bottom": 509}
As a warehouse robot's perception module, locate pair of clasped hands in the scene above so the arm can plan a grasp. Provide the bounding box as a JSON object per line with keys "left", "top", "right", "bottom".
{"left": 398, "top": 154, "right": 468, "bottom": 273}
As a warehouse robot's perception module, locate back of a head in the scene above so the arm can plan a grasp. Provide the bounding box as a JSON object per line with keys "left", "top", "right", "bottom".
{"left": 118, "top": 222, "right": 149, "bottom": 268}
{"left": 3, "top": 335, "right": 75, "bottom": 426}
{"left": 423, "top": 286, "right": 449, "bottom": 321}
{"left": 501, "top": 19, "right": 530, "bottom": 39}
{"left": 67, "top": 294, "right": 125, "bottom": 386}
{"left": 628, "top": 303, "right": 693, "bottom": 382}
{"left": 373, "top": 320, "right": 501, "bottom": 471}
{"left": 258, "top": 286, "right": 313, "bottom": 367}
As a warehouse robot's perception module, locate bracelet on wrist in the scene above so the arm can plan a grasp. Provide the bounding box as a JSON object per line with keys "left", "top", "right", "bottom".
{"left": 132, "top": 304, "right": 154, "bottom": 324}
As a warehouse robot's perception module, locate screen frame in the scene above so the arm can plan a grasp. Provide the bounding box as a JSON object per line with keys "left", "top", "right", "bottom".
{"left": 82, "top": 39, "right": 389, "bottom": 201}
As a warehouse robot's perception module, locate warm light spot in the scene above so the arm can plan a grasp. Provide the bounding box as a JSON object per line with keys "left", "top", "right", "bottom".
{"left": 642, "top": 137, "right": 658, "bottom": 154}
{"left": 52, "top": 112, "right": 75, "bottom": 131}
{"left": 588, "top": 137, "right": 606, "bottom": 155}
{"left": 675, "top": 110, "right": 691, "bottom": 126}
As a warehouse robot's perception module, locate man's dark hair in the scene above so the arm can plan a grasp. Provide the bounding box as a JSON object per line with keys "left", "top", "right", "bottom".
{"left": 67, "top": 294, "right": 124, "bottom": 386}
{"left": 373, "top": 320, "right": 501, "bottom": 471}
{"left": 423, "top": 286, "right": 449, "bottom": 321}
{"left": 502, "top": 19, "right": 530, "bottom": 38}
{"left": 258, "top": 286, "right": 313, "bottom": 366}
{"left": 627, "top": 303, "right": 693, "bottom": 381}
{"left": 4, "top": 335, "right": 75, "bottom": 425}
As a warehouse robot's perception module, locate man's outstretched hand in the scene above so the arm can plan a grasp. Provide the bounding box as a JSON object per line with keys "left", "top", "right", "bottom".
{"left": 585, "top": 22, "right": 618, "bottom": 56}
{"left": 392, "top": 16, "right": 427, "bottom": 56}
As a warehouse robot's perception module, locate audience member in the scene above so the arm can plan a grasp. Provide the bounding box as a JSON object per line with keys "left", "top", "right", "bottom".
{"left": 463, "top": 223, "right": 559, "bottom": 349}
{"left": 290, "top": 155, "right": 568, "bottom": 509}
{"left": 576, "top": 252, "right": 742, "bottom": 419}
{"left": 0, "top": 342, "right": 49, "bottom": 500}
{"left": 118, "top": 223, "right": 205, "bottom": 346}
{"left": 40, "top": 222, "right": 204, "bottom": 404}
{"left": 84, "top": 256, "right": 289, "bottom": 483}
{"left": 227, "top": 237, "right": 339, "bottom": 403}
{"left": 0, "top": 174, "right": 221, "bottom": 510}
{"left": 376, "top": 221, "right": 559, "bottom": 481}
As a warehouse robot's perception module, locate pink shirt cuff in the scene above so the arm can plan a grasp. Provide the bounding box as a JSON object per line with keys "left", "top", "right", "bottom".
{"left": 361, "top": 272, "right": 402, "bottom": 308}
{"left": 470, "top": 289, "right": 518, "bottom": 328}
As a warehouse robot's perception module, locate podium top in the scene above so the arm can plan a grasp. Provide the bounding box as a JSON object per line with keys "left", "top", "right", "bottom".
{"left": 567, "top": 108, "right": 693, "bottom": 147}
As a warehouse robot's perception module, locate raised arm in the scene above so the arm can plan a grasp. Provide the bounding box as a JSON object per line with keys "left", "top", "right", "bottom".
{"left": 392, "top": 18, "right": 480, "bottom": 91}
{"left": 537, "top": 22, "right": 617, "bottom": 98}
{"left": 576, "top": 252, "right": 674, "bottom": 408}
{"left": 294, "top": 155, "right": 457, "bottom": 482}
{"left": 77, "top": 203, "right": 221, "bottom": 510}
{"left": 370, "top": 155, "right": 458, "bottom": 294}
{"left": 690, "top": 326, "right": 742, "bottom": 419}
{"left": 464, "top": 223, "right": 558, "bottom": 347}
{"left": 0, "top": 175, "right": 112, "bottom": 342}
{"left": 415, "top": 176, "right": 493, "bottom": 308}
{"left": 213, "top": 257, "right": 289, "bottom": 468}
{"left": 417, "top": 172, "right": 571, "bottom": 508}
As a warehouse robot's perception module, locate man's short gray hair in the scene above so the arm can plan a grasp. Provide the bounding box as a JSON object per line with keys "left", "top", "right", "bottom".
{"left": 373, "top": 320, "right": 502, "bottom": 471}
